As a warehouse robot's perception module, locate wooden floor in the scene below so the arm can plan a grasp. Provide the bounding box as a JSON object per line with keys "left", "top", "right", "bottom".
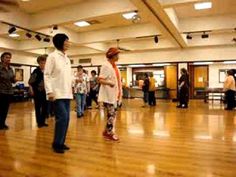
{"left": 0, "top": 99, "right": 235, "bottom": 177}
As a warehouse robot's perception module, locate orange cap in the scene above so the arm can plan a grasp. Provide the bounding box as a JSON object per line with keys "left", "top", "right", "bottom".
{"left": 106, "top": 47, "right": 120, "bottom": 59}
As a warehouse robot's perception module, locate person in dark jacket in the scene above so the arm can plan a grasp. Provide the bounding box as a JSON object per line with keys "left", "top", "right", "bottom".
{"left": 142, "top": 73, "right": 149, "bottom": 107}
{"left": 177, "top": 68, "right": 190, "bottom": 108}
{"left": 0, "top": 52, "right": 16, "bottom": 130}
{"left": 29, "top": 55, "right": 48, "bottom": 128}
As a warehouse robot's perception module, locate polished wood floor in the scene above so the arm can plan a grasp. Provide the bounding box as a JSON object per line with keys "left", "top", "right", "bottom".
{"left": 0, "top": 99, "right": 235, "bottom": 177}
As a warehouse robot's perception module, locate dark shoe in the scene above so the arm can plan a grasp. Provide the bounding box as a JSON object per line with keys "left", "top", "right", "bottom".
{"left": 0, "top": 125, "right": 9, "bottom": 130}
{"left": 225, "top": 108, "right": 233, "bottom": 110}
{"left": 52, "top": 143, "right": 65, "bottom": 153}
{"left": 63, "top": 144, "right": 70, "bottom": 150}
{"left": 176, "top": 105, "right": 182, "bottom": 108}
{"left": 43, "top": 123, "right": 48, "bottom": 127}
{"left": 53, "top": 148, "right": 65, "bottom": 154}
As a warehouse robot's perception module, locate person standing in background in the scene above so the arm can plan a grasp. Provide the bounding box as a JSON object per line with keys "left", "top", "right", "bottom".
{"left": 98, "top": 47, "right": 122, "bottom": 141}
{"left": 28, "top": 55, "right": 48, "bottom": 128}
{"left": 44, "top": 33, "right": 73, "bottom": 153}
{"left": 148, "top": 73, "right": 156, "bottom": 106}
{"left": 223, "top": 69, "right": 236, "bottom": 110}
{"left": 142, "top": 73, "right": 149, "bottom": 107}
{"left": 177, "top": 68, "right": 189, "bottom": 108}
{"left": 74, "top": 65, "right": 89, "bottom": 118}
{"left": 87, "top": 70, "right": 99, "bottom": 109}
{"left": 0, "top": 52, "right": 16, "bottom": 130}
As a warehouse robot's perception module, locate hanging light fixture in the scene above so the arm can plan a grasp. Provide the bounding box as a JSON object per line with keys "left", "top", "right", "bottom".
{"left": 201, "top": 32, "right": 209, "bottom": 38}
{"left": 43, "top": 37, "right": 50, "bottom": 42}
{"left": 186, "top": 33, "right": 192, "bottom": 40}
{"left": 35, "top": 34, "right": 42, "bottom": 41}
{"left": 154, "top": 35, "right": 158, "bottom": 43}
{"left": 25, "top": 32, "right": 32, "bottom": 38}
{"left": 8, "top": 26, "right": 16, "bottom": 34}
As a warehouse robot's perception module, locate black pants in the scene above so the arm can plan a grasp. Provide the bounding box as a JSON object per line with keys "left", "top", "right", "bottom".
{"left": 87, "top": 90, "right": 98, "bottom": 107}
{"left": 148, "top": 91, "right": 156, "bottom": 106}
{"left": 0, "top": 93, "right": 11, "bottom": 127}
{"left": 225, "top": 90, "right": 235, "bottom": 109}
{"left": 179, "top": 87, "right": 189, "bottom": 106}
{"left": 34, "top": 93, "right": 47, "bottom": 126}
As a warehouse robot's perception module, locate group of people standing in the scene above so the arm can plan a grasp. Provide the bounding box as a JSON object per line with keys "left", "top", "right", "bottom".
{"left": 73, "top": 65, "right": 99, "bottom": 118}
{"left": 142, "top": 73, "right": 156, "bottom": 107}
{"left": 141, "top": 68, "right": 190, "bottom": 109}
{"left": 1, "top": 33, "right": 235, "bottom": 155}
{"left": 0, "top": 33, "right": 122, "bottom": 154}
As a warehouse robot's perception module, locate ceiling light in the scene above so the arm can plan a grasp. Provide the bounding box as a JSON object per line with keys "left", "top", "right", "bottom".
{"left": 128, "top": 64, "right": 146, "bottom": 67}
{"left": 223, "top": 61, "right": 236, "bottom": 64}
{"left": 193, "top": 62, "right": 213, "bottom": 65}
{"left": 35, "top": 34, "right": 42, "bottom": 41}
{"left": 43, "top": 37, "right": 50, "bottom": 42}
{"left": 132, "top": 14, "right": 141, "bottom": 23}
{"left": 9, "top": 33, "right": 20, "bottom": 38}
{"left": 25, "top": 32, "right": 32, "bottom": 38}
{"left": 152, "top": 63, "right": 170, "bottom": 67}
{"left": 201, "top": 32, "right": 209, "bottom": 38}
{"left": 74, "top": 21, "right": 90, "bottom": 27}
{"left": 53, "top": 25, "right": 58, "bottom": 30}
{"left": 8, "top": 26, "right": 16, "bottom": 34}
{"left": 194, "top": 2, "right": 212, "bottom": 10}
{"left": 186, "top": 34, "right": 192, "bottom": 40}
{"left": 122, "top": 11, "right": 137, "bottom": 20}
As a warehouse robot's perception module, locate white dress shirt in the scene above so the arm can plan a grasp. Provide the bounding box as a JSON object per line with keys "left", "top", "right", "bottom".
{"left": 98, "top": 60, "right": 122, "bottom": 105}
{"left": 44, "top": 49, "right": 73, "bottom": 99}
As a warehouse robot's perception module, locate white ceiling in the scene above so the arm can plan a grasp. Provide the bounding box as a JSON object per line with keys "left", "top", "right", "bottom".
{"left": 174, "top": 0, "right": 236, "bottom": 18}
{"left": 18, "top": 0, "right": 85, "bottom": 14}
{"left": 0, "top": 0, "right": 235, "bottom": 57}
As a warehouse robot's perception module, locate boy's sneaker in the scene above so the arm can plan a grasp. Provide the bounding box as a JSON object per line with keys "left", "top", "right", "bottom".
{"left": 103, "top": 131, "right": 119, "bottom": 141}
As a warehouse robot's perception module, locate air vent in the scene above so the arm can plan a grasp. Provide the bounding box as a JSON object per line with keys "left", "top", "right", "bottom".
{"left": 87, "top": 20, "right": 100, "bottom": 25}
{"left": 78, "top": 58, "right": 91, "bottom": 64}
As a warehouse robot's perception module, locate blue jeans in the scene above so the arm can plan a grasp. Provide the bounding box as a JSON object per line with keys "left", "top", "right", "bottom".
{"left": 143, "top": 91, "right": 149, "bottom": 103}
{"left": 53, "top": 99, "right": 70, "bottom": 147}
{"left": 75, "top": 93, "right": 86, "bottom": 116}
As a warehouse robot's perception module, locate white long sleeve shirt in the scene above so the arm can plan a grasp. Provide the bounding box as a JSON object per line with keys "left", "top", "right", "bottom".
{"left": 98, "top": 60, "right": 122, "bottom": 105}
{"left": 44, "top": 49, "right": 73, "bottom": 99}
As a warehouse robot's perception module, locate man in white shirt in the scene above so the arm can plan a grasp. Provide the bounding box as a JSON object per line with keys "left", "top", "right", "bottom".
{"left": 44, "top": 33, "right": 73, "bottom": 153}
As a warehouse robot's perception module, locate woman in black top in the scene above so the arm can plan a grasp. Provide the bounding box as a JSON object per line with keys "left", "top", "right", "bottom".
{"left": 0, "top": 52, "right": 16, "bottom": 130}
{"left": 177, "top": 68, "right": 189, "bottom": 108}
{"left": 28, "top": 55, "right": 48, "bottom": 128}
{"left": 142, "top": 73, "right": 149, "bottom": 107}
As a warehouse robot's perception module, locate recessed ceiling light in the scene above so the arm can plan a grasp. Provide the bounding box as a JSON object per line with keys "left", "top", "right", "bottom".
{"left": 193, "top": 62, "right": 213, "bottom": 65}
{"left": 74, "top": 21, "right": 90, "bottom": 27}
{"left": 21, "top": 0, "right": 31, "bottom": 2}
{"left": 152, "top": 63, "right": 170, "bottom": 67}
{"left": 9, "top": 33, "right": 20, "bottom": 38}
{"left": 122, "top": 12, "right": 137, "bottom": 20}
{"left": 223, "top": 61, "right": 236, "bottom": 64}
{"left": 128, "top": 64, "right": 146, "bottom": 67}
{"left": 194, "top": 2, "right": 212, "bottom": 10}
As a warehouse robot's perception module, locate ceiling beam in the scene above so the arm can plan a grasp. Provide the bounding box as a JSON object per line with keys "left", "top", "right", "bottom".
{"left": 132, "top": 0, "right": 187, "bottom": 48}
